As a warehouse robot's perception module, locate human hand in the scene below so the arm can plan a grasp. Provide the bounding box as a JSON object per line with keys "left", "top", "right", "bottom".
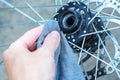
{"left": 3, "top": 25, "right": 60, "bottom": 80}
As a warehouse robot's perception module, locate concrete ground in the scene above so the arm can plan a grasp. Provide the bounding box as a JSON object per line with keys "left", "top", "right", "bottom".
{"left": 0, "top": 0, "right": 120, "bottom": 80}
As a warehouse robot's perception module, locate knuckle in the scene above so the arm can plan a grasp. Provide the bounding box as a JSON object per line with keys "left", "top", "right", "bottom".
{"left": 2, "top": 43, "right": 16, "bottom": 60}
{"left": 9, "top": 43, "right": 16, "bottom": 49}
{"left": 24, "top": 30, "right": 31, "bottom": 35}
{"left": 3, "top": 49, "right": 9, "bottom": 60}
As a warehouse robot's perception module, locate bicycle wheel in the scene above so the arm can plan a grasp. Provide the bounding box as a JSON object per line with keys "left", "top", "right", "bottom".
{"left": 0, "top": 0, "right": 120, "bottom": 80}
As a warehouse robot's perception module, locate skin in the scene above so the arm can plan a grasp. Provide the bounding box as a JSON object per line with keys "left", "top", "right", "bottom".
{"left": 3, "top": 25, "right": 60, "bottom": 80}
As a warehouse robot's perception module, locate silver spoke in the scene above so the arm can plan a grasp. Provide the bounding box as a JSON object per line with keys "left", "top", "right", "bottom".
{"left": 78, "top": 37, "right": 86, "bottom": 64}
{"left": 101, "top": 26, "right": 120, "bottom": 49}
{"left": 108, "top": 19, "right": 120, "bottom": 25}
{"left": 24, "top": 0, "right": 45, "bottom": 22}
{"left": 75, "top": 0, "right": 81, "bottom": 5}
{"left": 88, "top": 0, "right": 107, "bottom": 24}
{"left": 95, "top": 40, "right": 101, "bottom": 80}
{"left": 80, "top": 26, "right": 120, "bottom": 38}
{"left": 92, "top": 23, "right": 120, "bottom": 78}
{"left": 68, "top": 41, "right": 120, "bottom": 72}
{"left": 81, "top": 62, "right": 90, "bottom": 80}
{"left": 0, "top": 0, "right": 39, "bottom": 24}
{"left": 0, "top": 5, "right": 62, "bottom": 9}
{"left": 60, "top": 0, "right": 63, "bottom": 5}
{"left": 55, "top": 0, "right": 58, "bottom": 12}
{"left": 104, "top": 7, "right": 117, "bottom": 28}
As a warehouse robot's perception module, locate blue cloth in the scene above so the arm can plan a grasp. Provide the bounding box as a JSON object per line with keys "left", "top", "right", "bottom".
{"left": 37, "top": 20, "right": 85, "bottom": 80}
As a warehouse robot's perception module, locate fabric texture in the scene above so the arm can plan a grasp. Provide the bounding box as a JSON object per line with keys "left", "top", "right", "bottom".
{"left": 37, "top": 20, "right": 85, "bottom": 80}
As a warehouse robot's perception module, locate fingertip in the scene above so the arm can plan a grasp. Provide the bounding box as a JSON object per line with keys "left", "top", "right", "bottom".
{"left": 42, "top": 31, "right": 60, "bottom": 53}
{"left": 49, "top": 31, "right": 60, "bottom": 39}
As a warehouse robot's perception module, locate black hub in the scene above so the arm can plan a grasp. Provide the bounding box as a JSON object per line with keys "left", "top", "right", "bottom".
{"left": 54, "top": 1, "right": 107, "bottom": 80}
{"left": 54, "top": 1, "right": 106, "bottom": 53}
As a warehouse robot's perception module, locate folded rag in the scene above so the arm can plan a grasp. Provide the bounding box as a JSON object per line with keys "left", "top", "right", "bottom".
{"left": 37, "top": 20, "right": 85, "bottom": 80}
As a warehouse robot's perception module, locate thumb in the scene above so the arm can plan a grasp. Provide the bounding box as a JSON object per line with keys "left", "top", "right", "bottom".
{"left": 41, "top": 31, "right": 60, "bottom": 53}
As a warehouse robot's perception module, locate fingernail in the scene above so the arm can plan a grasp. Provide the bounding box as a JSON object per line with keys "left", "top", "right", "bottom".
{"left": 50, "top": 31, "right": 60, "bottom": 38}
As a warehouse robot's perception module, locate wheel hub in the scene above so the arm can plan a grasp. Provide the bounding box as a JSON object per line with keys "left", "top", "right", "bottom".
{"left": 54, "top": 1, "right": 106, "bottom": 53}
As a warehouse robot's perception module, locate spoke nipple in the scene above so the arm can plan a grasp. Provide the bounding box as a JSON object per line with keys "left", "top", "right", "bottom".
{"left": 84, "top": 6, "right": 86, "bottom": 9}
{"left": 95, "top": 42, "right": 97, "bottom": 45}
{"left": 54, "top": 18, "right": 57, "bottom": 20}
{"left": 73, "top": 2, "right": 76, "bottom": 5}
{"left": 67, "top": 36, "right": 70, "bottom": 39}
{"left": 71, "top": 35, "right": 74, "bottom": 38}
{"left": 88, "top": 17, "right": 91, "bottom": 20}
{"left": 80, "top": 10, "right": 85, "bottom": 15}
{"left": 83, "top": 30, "right": 86, "bottom": 33}
{"left": 98, "top": 19, "right": 101, "bottom": 22}
{"left": 62, "top": 7, "right": 64, "bottom": 10}
{"left": 64, "top": 34, "right": 67, "bottom": 36}
{"left": 72, "top": 39, "right": 76, "bottom": 42}
{"left": 76, "top": 8, "right": 80, "bottom": 12}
